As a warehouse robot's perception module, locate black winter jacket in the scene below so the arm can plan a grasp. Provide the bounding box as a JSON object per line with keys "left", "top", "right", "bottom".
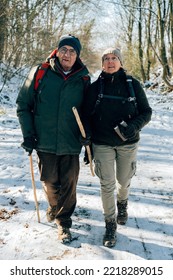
{"left": 82, "top": 68, "right": 152, "bottom": 146}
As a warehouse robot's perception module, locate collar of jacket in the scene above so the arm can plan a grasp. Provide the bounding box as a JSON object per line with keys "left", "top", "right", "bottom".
{"left": 101, "top": 67, "right": 125, "bottom": 81}
{"left": 49, "top": 57, "right": 86, "bottom": 77}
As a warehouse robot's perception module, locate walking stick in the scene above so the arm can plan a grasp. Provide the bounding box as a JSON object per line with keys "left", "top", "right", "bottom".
{"left": 72, "top": 107, "right": 95, "bottom": 176}
{"left": 29, "top": 154, "right": 40, "bottom": 223}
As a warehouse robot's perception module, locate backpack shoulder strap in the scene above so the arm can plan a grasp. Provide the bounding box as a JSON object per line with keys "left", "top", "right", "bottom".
{"left": 126, "top": 74, "right": 138, "bottom": 112}
{"left": 126, "top": 74, "right": 135, "bottom": 98}
{"left": 34, "top": 62, "right": 50, "bottom": 92}
{"left": 95, "top": 75, "right": 104, "bottom": 107}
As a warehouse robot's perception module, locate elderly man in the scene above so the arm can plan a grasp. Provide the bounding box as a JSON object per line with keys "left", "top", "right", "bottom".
{"left": 16, "top": 34, "right": 90, "bottom": 244}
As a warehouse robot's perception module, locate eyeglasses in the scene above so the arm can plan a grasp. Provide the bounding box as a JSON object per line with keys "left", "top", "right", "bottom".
{"left": 59, "top": 47, "right": 77, "bottom": 56}
{"left": 103, "top": 56, "right": 119, "bottom": 62}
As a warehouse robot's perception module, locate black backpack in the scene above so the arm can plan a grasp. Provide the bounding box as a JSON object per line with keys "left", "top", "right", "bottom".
{"left": 95, "top": 74, "right": 138, "bottom": 112}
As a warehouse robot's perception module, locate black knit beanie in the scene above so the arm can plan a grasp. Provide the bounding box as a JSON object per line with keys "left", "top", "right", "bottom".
{"left": 58, "top": 34, "right": 82, "bottom": 56}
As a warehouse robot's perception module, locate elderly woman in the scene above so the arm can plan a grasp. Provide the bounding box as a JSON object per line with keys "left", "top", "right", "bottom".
{"left": 82, "top": 47, "right": 152, "bottom": 247}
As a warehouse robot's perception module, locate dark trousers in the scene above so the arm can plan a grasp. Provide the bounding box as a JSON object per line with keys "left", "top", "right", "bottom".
{"left": 37, "top": 152, "right": 79, "bottom": 228}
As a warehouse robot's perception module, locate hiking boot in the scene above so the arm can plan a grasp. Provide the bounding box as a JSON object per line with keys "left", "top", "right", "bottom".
{"left": 46, "top": 206, "right": 56, "bottom": 222}
{"left": 58, "top": 226, "right": 72, "bottom": 244}
{"left": 103, "top": 219, "right": 117, "bottom": 248}
{"left": 117, "top": 200, "right": 128, "bottom": 225}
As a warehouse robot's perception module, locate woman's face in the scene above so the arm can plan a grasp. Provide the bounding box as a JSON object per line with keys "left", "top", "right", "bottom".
{"left": 102, "top": 53, "right": 121, "bottom": 74}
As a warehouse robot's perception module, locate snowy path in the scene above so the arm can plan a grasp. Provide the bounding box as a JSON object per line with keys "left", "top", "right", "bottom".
{"left": 0, "top": 92, "right": 173, "bottom": 260}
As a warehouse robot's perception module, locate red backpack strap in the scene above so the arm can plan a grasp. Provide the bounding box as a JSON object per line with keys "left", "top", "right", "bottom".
{"left": 47, "top": 49, "right": 57, "bottom": 60}
{"left": 34, "top": 49, "right": 57, "bottom": 92}
{"left": 34, "top": 62, "right": 50, "bottom": 92}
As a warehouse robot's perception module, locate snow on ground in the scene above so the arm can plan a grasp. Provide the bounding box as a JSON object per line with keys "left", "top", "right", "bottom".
{"left": 0, "top": 73, "right": 173, "bottom": 262}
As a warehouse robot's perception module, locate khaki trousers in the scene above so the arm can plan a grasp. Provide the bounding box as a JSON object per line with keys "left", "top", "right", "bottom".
{"left": 93, "top": 142, "right": 138, "bottom": 220}
{"left": 37, "top": 152, "right": 79, "bottom": 228}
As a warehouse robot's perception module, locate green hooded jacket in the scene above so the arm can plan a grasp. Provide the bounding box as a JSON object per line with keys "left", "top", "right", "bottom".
{"left": 16, "top": 57, "right": 90, "bottom": 155}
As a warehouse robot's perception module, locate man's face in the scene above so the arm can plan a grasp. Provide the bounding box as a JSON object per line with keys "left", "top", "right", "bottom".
{"left": 102, "top": 53, "right": 121, "bottom": 74}
{"left": 56, "top": 45, "right": 77, "bottom": 71}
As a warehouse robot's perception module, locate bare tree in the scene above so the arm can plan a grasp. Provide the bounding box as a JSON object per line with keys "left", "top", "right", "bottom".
{"left": 106, "top": 0, "right": 173, "bottom": 89}
{"left": 156, "top": 0, "right": 173, "bottom": 88}
{"left": 138, "top": 0, "right": 146, "bottom": 81}
{"left": 0, "top": 0, "right": 97, "bottom": 94}
{"left": 0, "top": 0, "right": 9, "bottom": 62}
{"left": 145, "top": 0, "right": 152, "bottom": 81}
{"left": 168, "top": 0, "right": 173, "bottom": 66}
{"left": 1, "top": 0, "right": 96, "bottom": 66}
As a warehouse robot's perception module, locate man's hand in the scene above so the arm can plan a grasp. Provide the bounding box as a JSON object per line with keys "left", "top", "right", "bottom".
{"left": 79, "top": 135, "right": 91, "bottom": 146}
{"left": 83, "top": 145, "right": 94, "bottom": 165}
{"left": 21, "top": 137, "right": 37, "bottom": 155}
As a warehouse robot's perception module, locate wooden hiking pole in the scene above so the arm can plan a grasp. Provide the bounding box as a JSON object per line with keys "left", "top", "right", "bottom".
{"left": 29, "top": 155, "right": 40, "bottom": 223}
{"left": 72, "top": 107, "right": 95, "bottom": 177}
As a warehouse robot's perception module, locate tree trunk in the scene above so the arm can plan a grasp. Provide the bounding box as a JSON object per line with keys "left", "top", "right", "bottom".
{"left": 157, "top": 0, "right": 171, "bottom": 78}
{"left": 146, "top": 0, "right": 152, "bottom": 81}
{"left": 169, "top": 0, "right": 173, "bottom": 66}
{"left": 0, "top": 0, "right": 9, "bottom": 62}
{"left": 138, "top": 0, "right": 146, "bottom": 82}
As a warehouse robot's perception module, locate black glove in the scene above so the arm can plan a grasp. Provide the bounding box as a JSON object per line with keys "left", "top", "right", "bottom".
{"left": 83, "top": 145, "right": 94, "bottom": 165}
{"left": 21, "top": 137, "right": 37, "bottom": 155}
{"left": 79, "top": 135, "right": 91, "bottom": 146}
{"left": 119, "top": 124, "right": 137, "bottom": 140}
